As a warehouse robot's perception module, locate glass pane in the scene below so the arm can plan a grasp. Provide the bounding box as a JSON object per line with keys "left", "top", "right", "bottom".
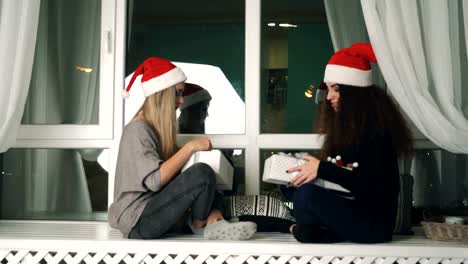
{"left": 411, "top": 149, "right": 468, "bottom": 223}
{"left": 0, "top": 148, "right": 108, "bottom": 221}
{"left": 22, "top": 0, "right": 101, "bottom": 125}
{"left": 216, "top": 149, "right": 245, "bottom": 195}
{"left": 261, "top": 2, "right": 335, "bottom": 133}
{"left": 126, "top": 0, "right": 245, "bottom": 134}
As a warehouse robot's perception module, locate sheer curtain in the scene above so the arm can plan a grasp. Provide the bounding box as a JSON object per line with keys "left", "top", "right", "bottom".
{"left": 1, "top": 0, "right": 102, "bottom": 218}
{"left": 0, "top": 1, "right": 41, "bottom": 153}
{"left": 360, "top": 0, "right": 468, "bottom": 207}
{"left": 361, "top": 0, "right": 468, "bottom": 153}
{"left": 324, "top": 0, "right": 368, "bottom": 51}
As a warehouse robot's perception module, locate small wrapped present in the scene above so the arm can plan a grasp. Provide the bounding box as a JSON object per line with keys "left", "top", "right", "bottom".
{"left": 182, "top": 150, "right": 234, "bottom": 190}
{"left": 262, "top": 154, "right": 306, "bottom": 185}
{"left": 262, "top": 154, "right": 350, "bottom": 193}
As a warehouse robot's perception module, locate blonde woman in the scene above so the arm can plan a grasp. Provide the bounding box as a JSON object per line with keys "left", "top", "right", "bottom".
{"left": 108, "top": 57, "right": 256, "bottom": 240}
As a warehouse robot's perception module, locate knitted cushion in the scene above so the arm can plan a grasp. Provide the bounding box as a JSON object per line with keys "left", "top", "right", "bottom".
{"left": 223, "top": 193, "right": 295, "bottom": 222}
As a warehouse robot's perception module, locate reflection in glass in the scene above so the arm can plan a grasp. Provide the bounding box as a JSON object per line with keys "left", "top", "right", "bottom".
{"left": 22, "top": 0, "right": 101, "bottom": 125}
{"left": 179, "top": 83, "right": 211, "bottom": 134}
{"left": 0, "top": 148, "right": 108, "bottom": 221}
{"left": 126, "top": 0, "right": 245, "bottom": 134}
{"left": 123, "top": 63, "right": 245, "bottom": 134}
{"left": 261, "top": 2, "right": 335, "bottom": 133}
{"left": 411, "top": 149, "right": 468, "bottom": 223}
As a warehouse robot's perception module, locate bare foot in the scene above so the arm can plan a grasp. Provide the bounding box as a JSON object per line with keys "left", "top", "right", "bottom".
{"left": 207, "top": 209, "right": 224, "bottom": 225}
{"left": 192, "top": 219, "right": 207, "bottom": 229}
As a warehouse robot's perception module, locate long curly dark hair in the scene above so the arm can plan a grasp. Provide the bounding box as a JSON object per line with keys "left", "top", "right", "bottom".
{"left": 315, "top": 84, "right": 413, "bottom": 159}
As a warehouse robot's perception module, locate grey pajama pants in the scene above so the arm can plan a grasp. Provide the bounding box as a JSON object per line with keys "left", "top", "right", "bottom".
{"left": 129, "top": 163, "right": 222, "bottom": 239}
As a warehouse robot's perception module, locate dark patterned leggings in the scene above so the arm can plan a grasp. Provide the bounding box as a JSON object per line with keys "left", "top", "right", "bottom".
{"left": 293, "top": 184, "right": 393, "bottom": 243}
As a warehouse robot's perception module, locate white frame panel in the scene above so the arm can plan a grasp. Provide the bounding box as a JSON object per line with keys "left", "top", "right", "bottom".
{"left": 16, "top": 0, "right": 116, "bottom": 141}
{"left": 108, "top": 0, "right": 127, "bottom": 206}
{"left": 243, "top": 0, "right": 262, "bottom": 195}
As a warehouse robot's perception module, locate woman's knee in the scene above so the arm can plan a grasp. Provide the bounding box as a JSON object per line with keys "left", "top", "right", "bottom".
{"left": 293, "top": 184, "right": 323, "bottom": 209}
{"left": 183, "top": 162, "right": 216, "bottom": 186}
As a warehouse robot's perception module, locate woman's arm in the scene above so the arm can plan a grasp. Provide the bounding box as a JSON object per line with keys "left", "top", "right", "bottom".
{"left": 288, "top": 135, "right": 393, "bottom": 191}
{"left": 316, "top": 161, "right": 355, "bottom": 189}
{"left": 287, "top": 155, "right": 354, "bottom": 187}
{"left": 159, "top": 137, "right": 212, "bottom": 187}
{"left": 317, "top": 135, "right": 396, "bottom": 193}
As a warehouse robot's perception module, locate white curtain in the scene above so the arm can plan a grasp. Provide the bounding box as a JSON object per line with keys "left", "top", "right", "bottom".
{"left": 0, "top": 1, "right": 41, "bottom": 153}
{"left": 360, "top": 0, "right": 468, "bottom": 207}
{"left": 325, "top": 0, "right": 369, "bottom": 51}
{"left": 361, "top": 0, "right": 468, "bottom": 154}
{"left": 1, "top": 0, "right": 102, "bottom": 217}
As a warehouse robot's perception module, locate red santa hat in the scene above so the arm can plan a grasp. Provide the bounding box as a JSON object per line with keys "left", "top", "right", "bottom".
{"left": 122, "top": 57, "right": 187, "bottom": 98}
{"left": 180, "top": 83, "right": 212, "bottom": 110}
{"left": 324, "top": 43, "right": 377, "bottom": 87}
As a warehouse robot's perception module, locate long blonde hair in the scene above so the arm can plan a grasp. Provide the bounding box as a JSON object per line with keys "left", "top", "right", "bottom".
{"left": 138, "top": 86, "right": 177, "bottom": 160}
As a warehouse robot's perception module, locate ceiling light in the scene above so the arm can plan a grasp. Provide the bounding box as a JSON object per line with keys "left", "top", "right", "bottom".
{"left": 267, "top": 23, "right": 276, "bottom": 27}
{"left": 279, "top": 23, "right": 298, "bottom": 28}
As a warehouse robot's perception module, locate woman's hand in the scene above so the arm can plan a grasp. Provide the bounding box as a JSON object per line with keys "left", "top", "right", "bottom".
{"left": 187, "top": 137, "right": 212, "bottom": 153}
{"left": 160, "top": 137, "right": 212, "bottom": 187}
{"left": 288, "top": 155, "right": 320, "bottom": 187}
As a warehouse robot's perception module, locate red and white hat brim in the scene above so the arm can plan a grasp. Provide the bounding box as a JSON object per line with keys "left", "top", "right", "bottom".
{"left": 142, "top": 67, "right": 187, "bottom": 97}
{"left": 324, "top": 64, "right": 372, "bottom": 87}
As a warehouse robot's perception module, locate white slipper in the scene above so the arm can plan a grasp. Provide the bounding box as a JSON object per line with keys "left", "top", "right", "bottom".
{"left": 204, "top": 220, "right": 256, "bottom": 240}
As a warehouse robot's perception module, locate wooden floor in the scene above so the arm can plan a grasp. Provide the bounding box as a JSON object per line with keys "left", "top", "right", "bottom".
{"left": 0, "top": 220, "right": 467, "bottom": 258}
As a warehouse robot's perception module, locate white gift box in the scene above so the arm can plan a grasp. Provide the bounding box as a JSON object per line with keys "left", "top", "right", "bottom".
{"left": 262, "top": 154, "right": 349, "bottom": 193}
{"left": 262, "top": 154, "right": 306, "bottom": 185}
{"left": 182, "top": 150, "right": 234, "bottom": 190}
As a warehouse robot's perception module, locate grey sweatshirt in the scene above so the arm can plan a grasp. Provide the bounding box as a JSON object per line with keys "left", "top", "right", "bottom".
{"left": 108, "top": 120, "right": 163, "bottom": 237}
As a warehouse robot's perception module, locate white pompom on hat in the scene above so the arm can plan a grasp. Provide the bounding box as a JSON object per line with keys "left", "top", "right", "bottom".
{"left": 122, "top": 57, "right": 187, "bottom": 98}
{"left": 324, "top": 43, "right": 377, "bottom": 87}
{"left": 180, "top": 83, "right": 212, "bottom": 110}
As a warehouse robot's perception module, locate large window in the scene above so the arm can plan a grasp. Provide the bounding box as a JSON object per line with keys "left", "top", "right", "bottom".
{"left": 2, "top": 0, "right": 117, "bottom": 221}
{"left": 4, "top": 0, "right": 466, "bottom": 221}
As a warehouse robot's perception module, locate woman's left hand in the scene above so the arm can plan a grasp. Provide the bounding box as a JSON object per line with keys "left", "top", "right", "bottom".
{"left": 288, "top": 155, "right": 320, "bottom": 187}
